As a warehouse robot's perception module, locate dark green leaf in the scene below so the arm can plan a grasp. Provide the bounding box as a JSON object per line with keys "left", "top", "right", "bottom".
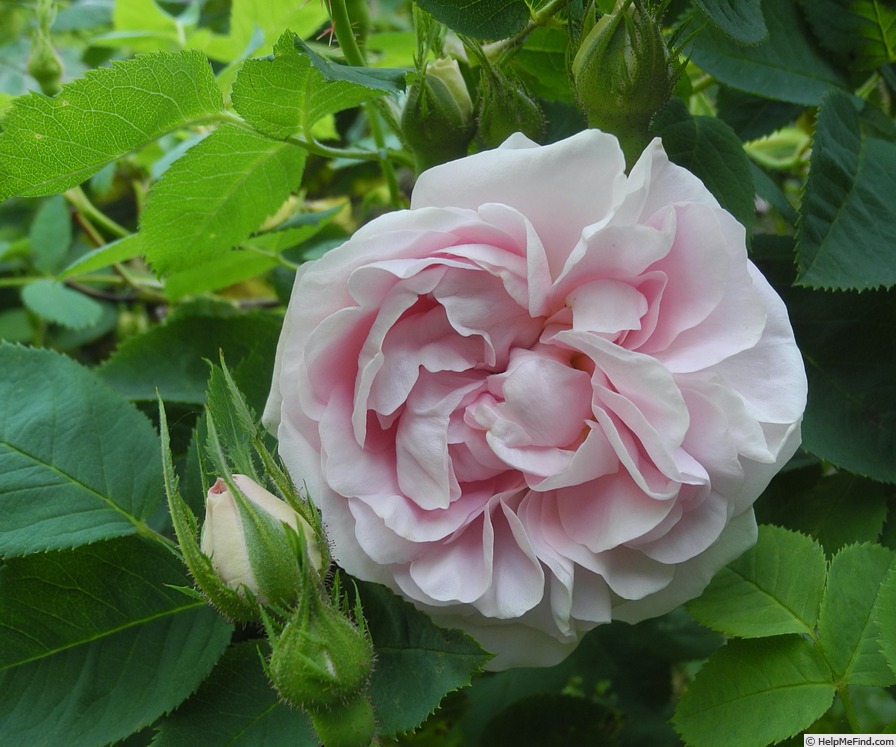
{"left": 20, "top": 279, "right": 104, "bottom": 329}
{"left": 693, "top": 0, "right": 768, "bottom": 46}
{"left": 413, "top": 0, "right": 529, "bottom": 40}
{"left": 357, "top": 581, "right": 491, "bottom": 737}
{"left": 688, "top": 0, "right": 847, "bottom": 105}
{"left": 140, "top": 124, "right": 307, "bottom": 276}
{"left": 0, "top": 344, "right": 162, "bottom": 557}
{"left": 153, "top": 642, "right": 317, "bottom": 746}
{"left": 716, "top": 87, "right": 803, "bottom": 142}
{"left": 818, "top": 543, "right": 896, "bottom": 686}
{"left": 673, "top": 636, "right": 836, "bottom": 747}
{"left": 0, "top": 537, "right": 232, "bottom": 747}
{"left": 97, "top": 305, "right": 281, "bottom": 403}
{"left": 804, "top": 0, "right": 896, "bottom": 72}
{"left": 688, "top": 525, "right": 826, "bottom": 638}
{"left": 651, "top": 99, "right": 755, "bottom": 233}
{"left": 30, "top": 195, "right": 72, "bottom": 273}
{"left": 797, "top": 91, "right": 896, "bottom": 290}
{"left": 232, "top": 32, "right": 406, "bottom": 140}
{"left": 0, "top": 50, "right": 223, "bottom": 200}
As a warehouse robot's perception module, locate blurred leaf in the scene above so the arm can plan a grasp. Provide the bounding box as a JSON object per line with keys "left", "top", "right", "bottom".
{"left": 356, "top": 581, "right": 492, "bottom": 738}
{"left": 875, "top": 564, "right": 896, "bottom": 680}
{"left": 29, "top": 195, "right": 72, "bottom": 273}
{"left": 58, "top": 233, "right": 143, "bottom": 280}
{"left": 688, "top": 525, "right": 826, "bottom": 638}
{"left": 688, "top": 0, "right": 847, "bottom": 105}
{"left": 0, "top": 537, "right": 232, "bottom": 747}
{"left": 20, "top": 279, "right": 104, "bottom": 329}
{"left": 97, "top": 305, "right": 281, "bottom": 404}
{"left": 511, "top": 27, "right": 574, "bottom": 103}
{"left": 673, "top": 636, "right": 836, "bottom": 747}
{"left": 0, "top": 344, "right": 162, "bottom": 557}
{"left": 693, "top": 0, "right": 768, "bottom": 46}
{"left": 797, "top": 91, "right": 896, "bottom": 290}
{"left": 804, "top": 0, "right": 896, "bottom": 72}
{"left": 153, "top": 642, "right": 317, "bottom": 746}
{"left": 107, "top": 0, "right": 180, "bottom": 51}
{"left": 140, "top": 125, "right": 306, "bottom": 276}
{"left": 232, "top": 33, "right": 407, "bottom": 141}
{"left": 0, "top": 50, "right": 223, "bottom": 200}
{"left": 818, "top": 543, "right": 896, "bottom": 686}
{"left": 413, "top": 0, "right": 529, "bottom": 40}
{"left": 651, "top": 99, "right": 755, "bottom": 234}
{"left": 716, "top": 87, "right": 804, "bottom": 142}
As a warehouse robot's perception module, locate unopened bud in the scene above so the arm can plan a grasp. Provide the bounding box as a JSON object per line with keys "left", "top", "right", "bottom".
{"left": 28, "top": 0, "right": 63, "bottom": 96}
{"left": 401, "top": 57, "right": 476, "bottom": 172}
{"left": 478, "top": 67, "right": 545, "bottom": 148}
{"left": 200, "top": 474, "right": 322, "bottom": 606}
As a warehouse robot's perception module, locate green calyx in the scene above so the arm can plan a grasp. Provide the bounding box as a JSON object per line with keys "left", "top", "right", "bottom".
{"left": 477, "top": 65, "right": 546, "bottom": 148}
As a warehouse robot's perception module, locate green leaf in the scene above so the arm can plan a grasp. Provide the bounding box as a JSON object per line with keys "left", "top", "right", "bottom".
{"left": 140, "top": 124, "right": 306, "bottom": 276}
{"left": 716, "top": 87, "right": 803, "bottom": 142}
{"left": 818, "top": 542, "right": 896, "bottom": 687}
{"left": 481, "top": 693, "right": 619, "bottom": 746}
{"left": 797, "top": 91, "right": 896, "bottom": 290}
{"left": 413, "top": 0, "right": 530, "bottom": 40}
{"left": 0, "top": 344, "right": 162, "bottom": 558}
{"left": 804, "top": 0, "right": 896, "bottom": 72}
{"left": 20, "top": 279, "right": 104, "bottom": 330}
{"left": 153, "top": 642, "right": 317, "bottom": 746}
{"left": 107, "top": 0, "right": 181, "bottom": 51}
{"left": 0, "top": 50, "right": 223, "bottom": 201}
{"left": 651, "top": 99, "right": 755, "bottom": 234}
{"left": 58, "top": 233, "right": 144, "bottom": 280}
{"left": 688, "top": 0, "right": 847, "bottom": 105}
{"left": 0, "top": 537, "right": 232, "bottom": 747}
{"left": 511, "top": 27, "right": 575, "bottom": 103}
{"left": 693, "top": 0, "right": 768, "bottom": 46}
{"left": 30, "top": 195, "right": 72, "bottom": 273}
{"left": 687, "top": 525, "right": 826, "bottom": 638}
{"left": 356, "top": 581, "right": 492, "bottom": 737}
{"left": 232, "top": 33, "right": 406, "bottom": 141}
{"left": 673, "top": 636, "right": 836, "bottom": 747}
{"left": 875, "top": 563, "right": 896, "bottom": 679}
{"left": 163, "top": 252, "right": 278, "bottom": 300}
{"left": 97, "top": 304, "right": 282, "bottom": 403}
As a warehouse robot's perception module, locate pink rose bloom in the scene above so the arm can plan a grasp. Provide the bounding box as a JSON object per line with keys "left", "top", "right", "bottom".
{"left": 264, "top": 131, "right": 807, "bottom": 669}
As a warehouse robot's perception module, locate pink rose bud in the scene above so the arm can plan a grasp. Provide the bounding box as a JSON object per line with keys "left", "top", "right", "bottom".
{"left": 200, "top": 474, "right": 322, "bottom": 605}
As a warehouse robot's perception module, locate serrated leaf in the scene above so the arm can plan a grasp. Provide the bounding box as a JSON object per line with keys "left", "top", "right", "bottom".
{"left": 232, "top": 33, "right": 406, "bottom": 140}
{"left": 693, "top": 0, "right": 768, "bottom": 46}
{"left": 875, "top": 564, "right": 896, "bottom": 679}
{"left": 414, "top": 0, "right": 529, "bottom": 40}
{"left": 797, "top": 91, "right": 896, "bottom": 290}
{"left": 0, "top": 537, "right": 232, "bottom": 747}
{"left": 0, "top": 50, "right": 223, "bottom": 201}
{"left": 687, "top": 525, "right": 826, "bottom": 638}
{"left": 30, "top": 195, "right": 72, "bottom": 273}
{"left": 153, "top": 642, "right": 317, "bottom": 746}
{"left": 97, "top": 305, "right": 281, "bottom": 403}
{"left": 688, "top": 0, "right": 847, "bottom": 105}
{"left": 673, "top": 636, "right": 835, "bottom": 747}
{"left": 651, "top": 99, "right": 755, "bottom": 233}
{"left": 140, "top": 124, "right": 306, "bottom": 276}
{"left": 0, "top": 344, "right": 163, "bottom": 558}
{"left": 716, "top": 87, "right": 803, "bottom": 142}
{"left": 804, "top": 0, "right": 896, "bottom": 72}
{"left": 357, "top": 581, "right": 492, "bottom": 737}
{"left": 20, "top": 279, "right": 104, "bottom": 329}
{"left": 58, "top": 233, "right": 143, "bottom": 280}
{"left": 818, "top": 542, "right": 896, "bottom": 687}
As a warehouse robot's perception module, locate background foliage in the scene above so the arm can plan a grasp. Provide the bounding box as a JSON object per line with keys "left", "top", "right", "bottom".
{"left": 2, "top": 0, "right": 896, "bottom": 745}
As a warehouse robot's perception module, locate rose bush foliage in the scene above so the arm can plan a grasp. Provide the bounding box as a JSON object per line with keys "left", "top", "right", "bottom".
{"left": 264, "top": 130, "right": 807, "bottom": 669}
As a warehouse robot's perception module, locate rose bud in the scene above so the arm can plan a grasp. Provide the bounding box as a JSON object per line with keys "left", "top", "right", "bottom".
{"left": 200, "top": 474, "right": 322, "bottom": 606}
{"left": 477, "top": 66, "right": 546, "bottom": 149}
{"left": 572, "top": 0, "right": 676, "bottom": 167}
{"left": 401, "top": 57, "right": 476, "bottom": 172}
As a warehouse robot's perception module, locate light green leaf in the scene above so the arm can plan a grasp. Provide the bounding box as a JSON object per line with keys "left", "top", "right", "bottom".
{"left": 673, "top": 636, "right": 836, "bottom": 747}
{"left": 58, "top": 233, "right": 144, "bottom": 280}
{"left": 693, "top": 0, "right": 768, "bottom": 46}
{"left": 0, "top": 537, "right": 232, "bottom": 747}
{"left": 818, "top": 543, "right": 896, "bottom": 687}
{"left": 797, "top": 91, "right": 896, "bottom": 290}
{"left": 107, "top": 0, "right": 181, "bottom": 51}
{"left": 97, "top": 304, "right": 282, "bottom": 403}
{"left": 875, "top": 564, "right": 896, "bottom": 679}
{"left": 140, "top": 124, "right": 306, "bottom": 276}
{"left": 688, "top": 0, "right": 847, "bottom": 105}
{"left": 0, "top": 50, "right": 223, "bottom": 201}
{"left": 20, "top": 279, "right": 104, "bottom": 330}
{"left": 231, "top": 33, "right": 405, "bottom": 140}
{"left": 688, "top": 525, "right": 826, "bottom": 638}
{"left": 163, "top": 252, "right": 278, "bottom": 300}
{"left": 153, "top": 642, "right": 317, "bottom": 746}
{"left": 357, "top": 581, "right": 492, "bottom": 737}
{"left": 511, "top": 27, "right": 575, "bottom": 103}
{"left": 29, "top": 195, "right": 72, "bottom": 273}
{"left": 414, "top": 0, "right": 530, "bottom": 40}
{"left": 0, "top": 344, "right": 163, "bottom": 557}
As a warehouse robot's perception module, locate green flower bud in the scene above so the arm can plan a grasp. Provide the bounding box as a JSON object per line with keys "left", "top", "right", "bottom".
{"left": 309, "top": 695, "right": 376, "bottom": 747}
{"left": 268, "top": 596, "right": 375, "bottom": 713}
{"left": 477, "top": 67, "right": 546, "bottom": 148}
{"left": 401, "top": 57, "right": 476, "bottom": 172}
{"left": 572, "top": 0, "right": 676, "bottom": 166}
{"left": 28, "top": 0, "right": 63, "bottom": 96}
{"left": 200, "top": 474, "right": 322, "bottom": 607}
